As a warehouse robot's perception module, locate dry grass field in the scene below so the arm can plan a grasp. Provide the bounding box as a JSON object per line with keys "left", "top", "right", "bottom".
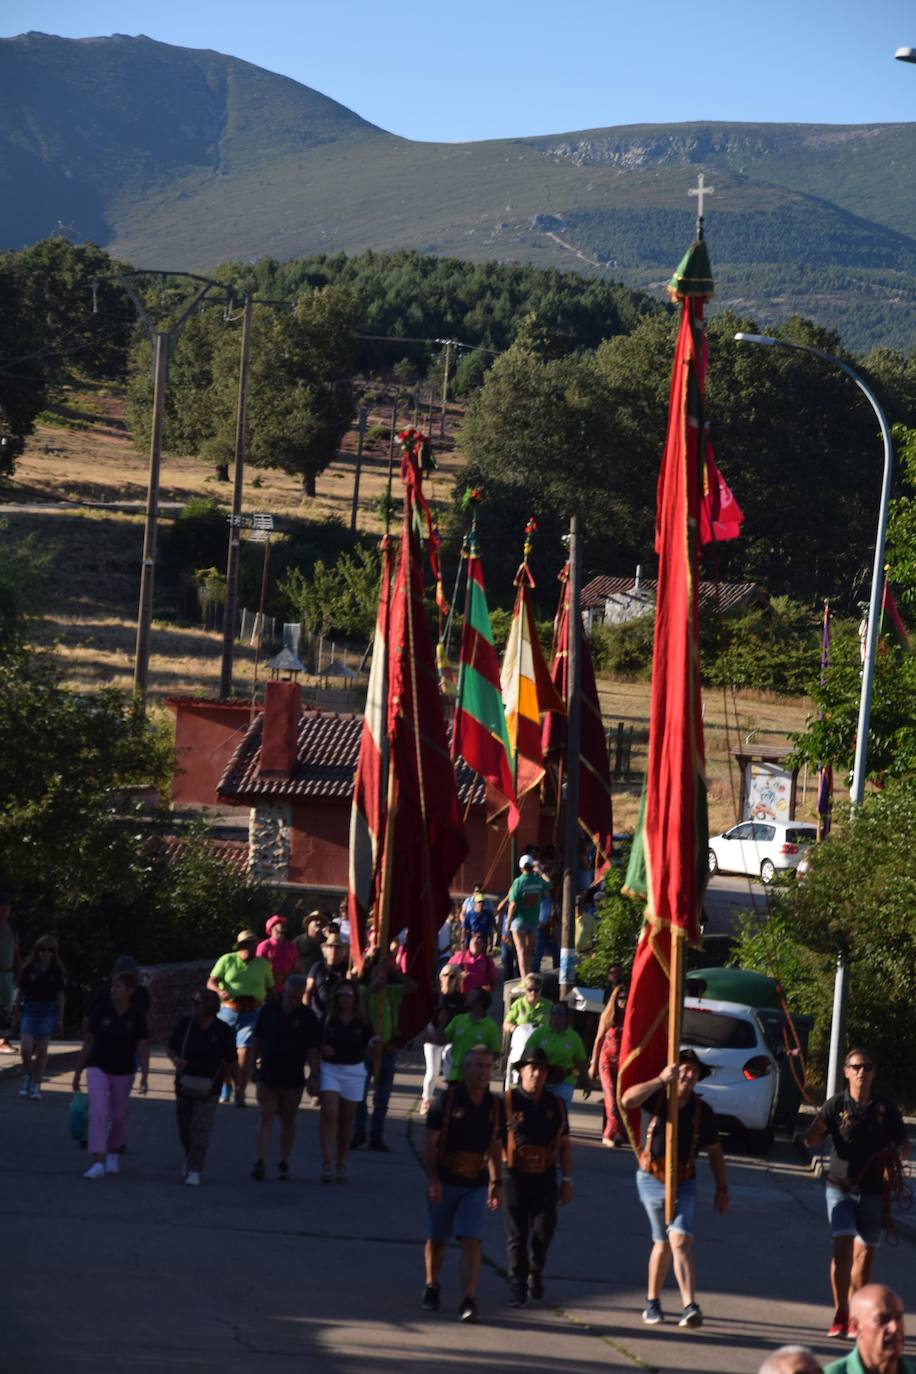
{"left": 3, "top": 388, "right": 815, "bottom": 835}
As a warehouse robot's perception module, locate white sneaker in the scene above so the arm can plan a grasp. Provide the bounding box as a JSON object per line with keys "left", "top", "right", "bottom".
{"left": 83, "top": 1162, "right": 106, "bottom": 1180}
{"left": 18, "top": 1075, "right": 30, "bottom": 1098}
{"left": 184, "top": 1171, "right": 201, "bottom": 1187}
{"left": 104, "top": 1153, "right": 120, "bottom": 1175}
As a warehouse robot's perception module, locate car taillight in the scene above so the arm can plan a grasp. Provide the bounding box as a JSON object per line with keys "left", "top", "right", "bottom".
{"left": 742, "top": 1055, "right": 771, "bottom": 1080}
{"left": 779, "top": 843, "right": 798, "bottom": 854}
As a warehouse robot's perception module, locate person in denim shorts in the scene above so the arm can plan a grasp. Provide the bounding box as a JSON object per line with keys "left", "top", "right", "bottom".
{"left": 621, "top": 1049, "right": 729, "bottom": 1330}
{"left": 805, "top": 1049, "right": 909, "bottom": 1340}
{"left": 421, "top": 1046, "right": 504, "bottom": 1324}
{"left": 208, "top": 930, "right": 274, "bottom": 1107}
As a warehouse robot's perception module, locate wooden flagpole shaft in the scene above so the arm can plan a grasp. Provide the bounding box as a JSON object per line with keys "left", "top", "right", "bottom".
{"left": 371, "top": 762, "right": 398, "bottom": 1078}
{"left": 665, "top": 928, "right": 686, "bottom": 1224}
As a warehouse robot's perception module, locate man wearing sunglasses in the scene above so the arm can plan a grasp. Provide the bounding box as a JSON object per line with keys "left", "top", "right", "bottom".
{"left": 805, "top": 1049, "right": 909, "bottom": 1340}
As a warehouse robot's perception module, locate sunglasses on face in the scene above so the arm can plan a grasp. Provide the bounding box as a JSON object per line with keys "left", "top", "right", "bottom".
{"left": 847, "top": 1062, "right": 874, "bottom": 1073}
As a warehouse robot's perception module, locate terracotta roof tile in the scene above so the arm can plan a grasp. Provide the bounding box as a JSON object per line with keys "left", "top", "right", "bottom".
{"left": 145, "top": 835, "right": 250, "bottom": 876}
{"left": 217, "top": 709, "right": 487, "bottom": 807}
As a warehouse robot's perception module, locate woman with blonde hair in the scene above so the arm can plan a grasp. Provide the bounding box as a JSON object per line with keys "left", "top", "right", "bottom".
{"left": 421, "top": 963, "right": 465, "bottom": 1112}
{"left": 15, "top": 935, "right": 66, "bottom": 1101}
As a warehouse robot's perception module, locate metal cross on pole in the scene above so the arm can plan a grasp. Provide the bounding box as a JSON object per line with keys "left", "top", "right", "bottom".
{"left": 688, "top": 173, "right": 714, "bottom": 240}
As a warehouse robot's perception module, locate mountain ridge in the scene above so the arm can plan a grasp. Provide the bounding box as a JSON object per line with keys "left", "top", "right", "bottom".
{"left": 2, "top": 33, "right": 915, "bottom": 350}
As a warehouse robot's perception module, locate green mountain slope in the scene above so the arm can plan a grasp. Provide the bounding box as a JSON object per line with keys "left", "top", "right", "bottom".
{"left": 2, "top": 33, "right": 916, "bottom": 351}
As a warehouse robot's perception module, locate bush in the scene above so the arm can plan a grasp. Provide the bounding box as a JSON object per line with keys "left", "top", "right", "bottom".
{"left": 730, "top": 778, "right": 916, "bottom": 1104}
{"left": 587, "top": 616, "right": 655, "bottom": 678}
{"left": 366, "top": 424, "right": 391, "bottom": 445}
{"left": 576, "top": 864, "right": 642, "bottom": 986}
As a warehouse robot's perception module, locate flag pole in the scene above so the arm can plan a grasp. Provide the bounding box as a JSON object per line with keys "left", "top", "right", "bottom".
{"left": 665, "top": 929, "right": 686, "bottom": 1223}
{"left": 560, "top": 513, "right": 582, "bottom": 1000}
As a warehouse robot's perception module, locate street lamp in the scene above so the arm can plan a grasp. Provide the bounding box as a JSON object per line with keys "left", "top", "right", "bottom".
{"left": 894, "top": 47, "right": 916, "bottom": 62}
{"left": 734, "top": 333, "right": 894, "bottom": 1094}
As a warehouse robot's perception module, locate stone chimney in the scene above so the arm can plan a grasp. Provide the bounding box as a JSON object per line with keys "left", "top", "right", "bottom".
{"left": 259, "top": 680, "right": 300, "bottom": 778}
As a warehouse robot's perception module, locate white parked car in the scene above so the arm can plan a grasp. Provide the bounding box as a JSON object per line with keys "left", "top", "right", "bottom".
{"left": 707, "top": 820, "right": 816, "bottom": 884}
{"left": 681, "top": 997, "right": 778, "bottom": 1153}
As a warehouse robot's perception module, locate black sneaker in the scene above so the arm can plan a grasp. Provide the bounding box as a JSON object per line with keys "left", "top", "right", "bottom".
{"left": 250, "top": 1159, "right": 265, "bottom": 1181}
{"left": 459, "top": 1297, "right": 478, "bottom": 1323}
{"left": 642, "top": 1298, "right": 663, "bottom": 1325}
{"left": 509, "top": 1285, "right": 527, "bottom": 1308}
{"left": 277, "top": 1160, "right": 289, "bottom": 1180}
{"left": 421, "top": 1283, "right": 440, "bottom": 1312}
{"left": 528, "top": 1271, "right": 544, "bottom": 1302}
{"left": 350, "top": 1131, "right": 367, "bottom": 1150}
{"left": 679, "top": 1303, "right": 703, "bottom": 1329}
{"left": 368, "top": 1138, "right": 391, "bottom": 1153}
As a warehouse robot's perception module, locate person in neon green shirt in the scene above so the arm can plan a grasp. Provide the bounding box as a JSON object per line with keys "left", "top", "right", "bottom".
{"left": 443, "top": 988, "right": 501, "bottom": 1082}
{"left": 208, "top": 930, "right": 275, "bottom": 1106}
{"left": 503, "top": 973, "right": 553, "bottom": 1033}
{"left": 527, "top": 1001, "right": 587, "bottom": 1105}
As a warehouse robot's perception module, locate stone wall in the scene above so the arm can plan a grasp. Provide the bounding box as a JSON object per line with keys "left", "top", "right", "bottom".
{"left": 249, "top": 803, "right": 291, "bottom": 882}
{"left": 138, "top": 960, "right": 213, "bottom": 1045}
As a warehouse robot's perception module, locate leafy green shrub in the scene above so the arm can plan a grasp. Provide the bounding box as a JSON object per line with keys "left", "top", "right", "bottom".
{"left": 281, "top": 543, "right": 381, "bottom": 640}
{"left": 587, "top": 616, "right": 655, "bottom": 678}
{"left": 576, "top": 864, "right": 642, "bottom": 987}
{"left": 366, "top": 424, "right": 391, "bottom": 445}
{"left": 730, "top": 778, "right": 916, "bottom": 1103}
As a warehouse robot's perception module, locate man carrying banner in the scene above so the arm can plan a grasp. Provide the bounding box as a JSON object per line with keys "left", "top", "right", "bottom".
{"left": 621, "top": 1049, "right": 729, "bottom": 1328}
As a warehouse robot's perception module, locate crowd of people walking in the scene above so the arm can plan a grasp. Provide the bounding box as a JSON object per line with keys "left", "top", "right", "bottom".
{"left": 0, "top": 880, "right": 912, "bottom": 1363}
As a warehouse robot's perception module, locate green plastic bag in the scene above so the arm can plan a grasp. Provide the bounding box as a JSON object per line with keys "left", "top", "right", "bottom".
{"left": 69, "top": 1090, "right": 88, "bottom": 1145}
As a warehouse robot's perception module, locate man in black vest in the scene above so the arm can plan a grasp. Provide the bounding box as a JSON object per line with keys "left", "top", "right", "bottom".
{"left": 503, "top": 1043, "right": 573, "bottom": 1307}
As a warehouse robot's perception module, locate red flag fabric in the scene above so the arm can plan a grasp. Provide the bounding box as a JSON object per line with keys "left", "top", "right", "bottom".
{"left": 880, "top": 576, "right": 911, "bottom": 653}
{"left": 618, "top": 238, "right": 711, "bottom": 1147}
{"left": 700, "top": 436, "right": 743, "bottom": 544}
{"left": 542, "top": 566, "right": 613, "bottom": 875}
{"left": 347, "top": 537, "right": 392, "bottom": 971}
{"left": 387, "top": 437, "right": 469, "bottom": 1039}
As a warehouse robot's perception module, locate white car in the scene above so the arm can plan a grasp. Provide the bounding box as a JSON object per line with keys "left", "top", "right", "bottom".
{"left": 681, "top": 997, "right": 778, "bottom": 1153}
{"left": 707, "top": 820, "right": 816, "bottom": 884}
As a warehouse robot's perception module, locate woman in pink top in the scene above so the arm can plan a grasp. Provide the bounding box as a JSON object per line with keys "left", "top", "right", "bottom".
{"left": 256, "top": 917, "right": 300, "bottom": 994}
{"left": 447, "top": 930, "right": 497, "bottom": 993}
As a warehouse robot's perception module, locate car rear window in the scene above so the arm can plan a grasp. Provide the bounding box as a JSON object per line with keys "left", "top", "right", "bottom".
{"left": 682, "top": 1009, "right": 757, "bottom": 1050}
{"left": 786, "top": 828, "right": 815, "bottom": 845}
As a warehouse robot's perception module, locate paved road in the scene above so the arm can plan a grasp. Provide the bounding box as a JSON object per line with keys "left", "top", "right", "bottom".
{"left": 703, "top": 874, "right": 771, "bottom": 939}
{"left": 1, "top": 1050, "right": 913, "bottom": 1374}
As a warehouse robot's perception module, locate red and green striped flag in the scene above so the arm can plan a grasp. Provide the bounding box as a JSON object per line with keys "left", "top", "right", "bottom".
{"left": 453, "top": 529, "right": 519, "bottom": 830}
{"left": 619, "top": 236, "right": 712, "bottom": 1149}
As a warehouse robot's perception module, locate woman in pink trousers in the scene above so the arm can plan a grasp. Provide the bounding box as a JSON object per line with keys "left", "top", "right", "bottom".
{"left": 73, "top": 971, "right": 149, "bottom": 1179}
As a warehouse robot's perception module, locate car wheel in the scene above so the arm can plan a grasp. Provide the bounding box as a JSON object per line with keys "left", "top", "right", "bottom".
{"left": 707, "top": 848, "right": 719, "bottom": 876}
{"left": 744, "top": 1125, "right": 774, "bottom": 1157}
{"left": 760, "top": 859, "right": 776, "bottom": 884}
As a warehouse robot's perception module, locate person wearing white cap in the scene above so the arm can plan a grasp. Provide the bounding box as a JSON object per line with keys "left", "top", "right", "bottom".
{"left": 505, "top": 856, "right": 550, "bottom": 979}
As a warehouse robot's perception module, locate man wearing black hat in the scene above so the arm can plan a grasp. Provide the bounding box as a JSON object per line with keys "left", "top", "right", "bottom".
{"left": 502, "top": 1043, "right": 573, "bottom": 1307}
{"left": 621, "top": 1048, "right": 729, "bottom": 1330}
{"left": 304, "top": 932, "right": 349, "bottom": 1019}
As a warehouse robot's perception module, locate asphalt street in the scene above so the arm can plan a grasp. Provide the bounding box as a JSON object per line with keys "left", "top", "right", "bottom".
{"left": 1, "top": 1049, "right": 913, "bottom": 1374}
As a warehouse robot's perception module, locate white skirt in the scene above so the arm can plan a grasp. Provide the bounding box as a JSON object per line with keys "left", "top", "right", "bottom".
{"left": 319, "top": 1061, "right": 368, "bottom": 1102}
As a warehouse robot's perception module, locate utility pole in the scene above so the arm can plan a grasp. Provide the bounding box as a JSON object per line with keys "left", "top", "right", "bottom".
{"left": 438, "top": 339, "right": 454, "bottom": 439}
{"left": 218, "top": 293, "right": 253, "bottom": 700}
{"left": 97, "top": 269, "right": 225, "bottom": 707}
{"left": 134, "top": 331, "right": 169, "bottom": 701}
{"left": 349, "top": 403, "right": 368, "bottom": 533}
{"left": 560, "top": 513, "right": 583, "bottom": 1000}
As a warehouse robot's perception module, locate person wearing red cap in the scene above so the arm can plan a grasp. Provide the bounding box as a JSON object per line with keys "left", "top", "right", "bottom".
{"left": 256, "top": 916, "right": 300, "bottom": 996}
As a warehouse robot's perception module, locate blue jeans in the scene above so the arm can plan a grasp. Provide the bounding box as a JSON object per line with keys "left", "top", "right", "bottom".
{"left": 217, "top": 1004, "right": 260, "bottom": 1048}
{"left": 354, "top": 1049, "right": 396, "bottom": 1142}
{"left": 826, "top": 1183, "right": 883, "bottom": 1247}
{"left": 636, "top": 1169, "right": 697, "bottom": 1243}
{"left": 534, "top": 925, "right": 558, "bottom": 972}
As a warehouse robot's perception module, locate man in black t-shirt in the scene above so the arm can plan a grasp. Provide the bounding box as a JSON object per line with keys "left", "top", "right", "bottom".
{"left": 250, "top": 974, "right": 320, "bottom": 1181}
{"left": 422, "top": 1046, "right": 504, "bottom": 1324}
{"left": 621, "top": 1048, "right": 729, "bottom": 1330}
{"left": 805, "top": 1048, "right": 909, "bottom": 1339}
{"left": 503, "top": 1044, "right": 572, "bottom": 1307}
{"left": 304, "top": 933, "right": 349, "bottom": 1018}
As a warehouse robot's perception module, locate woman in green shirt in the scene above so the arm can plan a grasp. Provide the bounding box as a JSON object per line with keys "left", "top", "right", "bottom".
{"left": 527, "top": 1001, "right": 588, "bottom": 1105}
{"left": 208, "top": 929, "right": 274, "bottom": 1107}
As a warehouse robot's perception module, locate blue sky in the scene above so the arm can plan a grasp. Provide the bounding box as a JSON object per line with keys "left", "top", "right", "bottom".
{"left": 5, "top": 0, "right": 916, "bottom": 140}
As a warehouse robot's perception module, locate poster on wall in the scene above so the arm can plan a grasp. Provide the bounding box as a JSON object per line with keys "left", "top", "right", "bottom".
{"left": 743, "top": 760, "right": 793, "bottom": 823}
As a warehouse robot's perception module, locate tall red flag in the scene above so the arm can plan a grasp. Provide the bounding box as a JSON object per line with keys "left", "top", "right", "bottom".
{"left": 618, "top": 238, "right": 711, "bottom": 1147}
{"left": 542, "top": 565, "right": 614, "bottom": 874}
{"left": 347, "top": 536, "right": 392, "bottom": 972}
{"left": 386, "top": 435, "right": 468, "bottom": 1038}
